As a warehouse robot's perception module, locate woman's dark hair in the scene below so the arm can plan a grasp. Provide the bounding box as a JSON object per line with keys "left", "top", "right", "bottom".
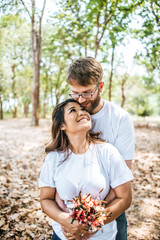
{"left": 45, "top": 99, "right": 105, "bottom": 161}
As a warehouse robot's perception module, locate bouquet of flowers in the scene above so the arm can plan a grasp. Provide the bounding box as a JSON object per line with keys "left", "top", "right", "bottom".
{"left": 68, "top": 190, "right": 112, "bottom": 232}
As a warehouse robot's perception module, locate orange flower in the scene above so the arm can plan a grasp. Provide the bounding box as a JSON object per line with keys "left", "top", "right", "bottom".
{"left": 68, "top": 190, "right": 112, "bottom": 232}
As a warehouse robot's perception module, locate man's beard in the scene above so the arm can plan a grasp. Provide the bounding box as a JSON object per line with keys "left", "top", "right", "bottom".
{"left": 84, "top": 93, "right": 101, "bottom": 114}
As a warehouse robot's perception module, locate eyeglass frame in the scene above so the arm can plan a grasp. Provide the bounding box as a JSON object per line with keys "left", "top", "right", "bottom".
{"left": 69, "top": 83, "right": 100, "bottom": 100}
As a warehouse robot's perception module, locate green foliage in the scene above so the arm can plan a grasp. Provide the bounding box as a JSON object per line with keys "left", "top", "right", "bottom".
{"left": 0, "top": 0, "right": 159, "bottom": 118}
{"left": 133, "top": 0, "right": 160, "bottom": 74}
{"left": 0, "top": 14, "right": 32, "bottom": 117}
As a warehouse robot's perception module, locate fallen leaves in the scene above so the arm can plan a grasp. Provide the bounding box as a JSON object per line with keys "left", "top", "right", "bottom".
{"left": 0, "top": 119, "right": 52, "bottom": 239}
{"left": 126, "top": 124, "right": 160, "bottom": 240}
{"left": 0, "top": 118, "right": 160, "bottom": 239}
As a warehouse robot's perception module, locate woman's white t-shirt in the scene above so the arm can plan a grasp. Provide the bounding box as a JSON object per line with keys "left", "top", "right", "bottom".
{"left": 39, "top": 143, "right": 134, "bottom": 240}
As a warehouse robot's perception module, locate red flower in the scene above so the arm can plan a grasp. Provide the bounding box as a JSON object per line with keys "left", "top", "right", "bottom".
{"left": 92, "top": 219, "right": 99, "bottom": 227}
{"left": 68, "top": 190, "right": 111, "bottom": 232}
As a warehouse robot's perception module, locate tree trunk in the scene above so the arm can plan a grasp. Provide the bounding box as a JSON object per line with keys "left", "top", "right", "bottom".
{"left": 94, "top": 39, "right": 99, "bottom": 59}
{"left": 121, "top": 83, "right": 125, "bottom": 108}
{"left": 11, "top": 64, "right": 18, "bottom": 118}
{"left": 31, "top": 0, "right": 40, "bottom": 126}
{"left": 12, "top": 107, "right": 17, "bottom": 118}
{"left": 43, "top": 101, "right": 46, "bottom": 118}
{"left": 20, "top": 0, "right": 46, "bottom": 125}
{"left": 55, "top": 95, "right": 60, "bottom": 105}
{"left": 31, "top": 0, "right": 46, "bottom": 126}
{"left": 84, "top": 32, "right": 88, "bottom": 57}
{"left": 51, "top": 88, "right": 54, "bottom": 107}
{"left": 108, "top": 45, "right": 115, "bottom": 101}
{"left": 31, "top": 36, "right": 40, "bottom": 126}
{"left": 120, "top": 75, "right": 128, "bottom": 108}
{"left": 24, "top": 105, "right": 29, "bottom": 117}
{"left": 0, "top": 94, "right": 3, "bottom": 120}
{"left": 43, "top": 72, "right": 48, "bottom": 119}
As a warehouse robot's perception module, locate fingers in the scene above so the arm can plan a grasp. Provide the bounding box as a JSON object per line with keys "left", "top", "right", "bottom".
{"left": 63, "top": 229, "right": 95, "bottom": 240}
{"left": 64, "top": 232, "right": 76, "bottom": 240}
{"left": 62, "top": 223, "right": 96, "bottom": 240}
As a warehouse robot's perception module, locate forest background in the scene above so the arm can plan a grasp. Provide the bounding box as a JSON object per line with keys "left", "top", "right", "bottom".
{"left": 0, "top": 0, "right": 160, "bottom": 240}
{"left": 0, "top": 0, "right": 159, "bottom": 123}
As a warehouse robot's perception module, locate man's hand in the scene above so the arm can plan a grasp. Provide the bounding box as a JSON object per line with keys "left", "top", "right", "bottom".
{"left": 104, "top": 188, "right": 116, "bottom": 205}
{"left": 55, "top": 191, "right": 69, "bottom": 212}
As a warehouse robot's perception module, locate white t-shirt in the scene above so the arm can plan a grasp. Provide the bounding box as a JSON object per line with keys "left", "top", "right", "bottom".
{"left": 39, "top": 143, "right": 134, "bottom": 240}
{"left": 91, "top": 100, "right": 135, "bottom": 161}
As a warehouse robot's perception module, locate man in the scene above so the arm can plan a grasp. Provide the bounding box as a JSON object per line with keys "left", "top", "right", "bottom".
{"left": 55, "top": 57, "right": 134, "bottom": 240}
{"left": 66, "top": 57, "right": 134, "bottom": 240}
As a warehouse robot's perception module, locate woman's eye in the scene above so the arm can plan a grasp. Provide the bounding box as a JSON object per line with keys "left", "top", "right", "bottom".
{"left": 81, "top": 108, "right": 86, "bottom": 111}
{"left": 70, "top": 109, "right": 76, "bottom": 113}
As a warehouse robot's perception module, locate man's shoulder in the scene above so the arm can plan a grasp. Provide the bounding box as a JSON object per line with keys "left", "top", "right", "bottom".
{"left": 103, "top": 99, "right": 129, "bottom": 118}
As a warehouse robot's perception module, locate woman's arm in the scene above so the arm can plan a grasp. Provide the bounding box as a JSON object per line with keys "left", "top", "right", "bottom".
{"left": 40, "top": 187, "right": 91, "bottom": 240}
{"left": 40, "top": 187, "right": 69, "bottom": 224}
{"left": 61, "top": 181, "right": 132, "bottom": 239}
{"left": 104, "top": 181, "right": 132, "bottom": 224}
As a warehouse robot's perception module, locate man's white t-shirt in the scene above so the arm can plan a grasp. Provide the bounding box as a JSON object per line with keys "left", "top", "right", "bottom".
{"left": 39, "top": 143, "right": 134, "bottom": 240}
{"left": 91, "top": 100, "right": 135, "bottom": 161}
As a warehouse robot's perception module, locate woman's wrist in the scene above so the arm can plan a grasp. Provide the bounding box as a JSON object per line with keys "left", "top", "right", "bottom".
{"left": 58, "top": 212, "right": 72, "bottom": 226}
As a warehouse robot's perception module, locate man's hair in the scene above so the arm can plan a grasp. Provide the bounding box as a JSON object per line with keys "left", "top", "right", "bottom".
{"left": 66, "top": 57, "right": 103, "bottom": 86}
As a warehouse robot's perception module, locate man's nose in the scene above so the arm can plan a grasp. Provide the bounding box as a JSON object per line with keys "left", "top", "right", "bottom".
{"left": 78, "top": 95, "right": 86, "bottom": 103}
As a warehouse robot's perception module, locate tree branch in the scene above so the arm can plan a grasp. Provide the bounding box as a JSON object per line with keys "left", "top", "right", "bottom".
{"left": 39, "top": 0, "right": 46, "bottom": 42}
{"left": 19, "top": 0, "right": 31, "bottom": 19}
{"left": 104, "top": 0, "right": 118, "bottom": 26}
{"left": 40, "top": 0, "right": 46, "bottom": 22}
{"left": 151, "top": 0, "right": 160, "bottom": 29}
{"left": 155, "top": 0, "right": 160, "bottom": 8}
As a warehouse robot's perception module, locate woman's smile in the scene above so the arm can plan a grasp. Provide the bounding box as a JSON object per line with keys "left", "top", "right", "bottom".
{"left": 77, "top": 116, "right": 90, "bottom": 122}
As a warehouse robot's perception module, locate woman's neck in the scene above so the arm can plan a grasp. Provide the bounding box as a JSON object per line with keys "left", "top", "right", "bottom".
{"left": 68, "top": 132, "right": 90, "bottom": 154}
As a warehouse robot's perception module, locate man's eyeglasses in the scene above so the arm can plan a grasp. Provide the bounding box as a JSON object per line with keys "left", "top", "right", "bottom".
{"left": 69, "top": 83, "right": 100, "bottom": 100}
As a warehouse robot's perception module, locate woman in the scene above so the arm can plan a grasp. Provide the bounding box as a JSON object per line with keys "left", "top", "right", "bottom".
{"left": 39, "top": 99, "right": 134, "bottom": 240}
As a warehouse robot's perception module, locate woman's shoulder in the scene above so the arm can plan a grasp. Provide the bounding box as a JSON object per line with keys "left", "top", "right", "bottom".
{"left": 96, "top": 141, "right": 118, "bottom": 153}
{"left": 45, "top": 150, "right": 64, "bottom": 163}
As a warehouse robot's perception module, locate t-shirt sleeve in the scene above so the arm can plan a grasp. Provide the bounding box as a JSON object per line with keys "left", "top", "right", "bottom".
{"left": 107, "top": 144, "right": 134, "bottom": 189}
{"left": 114, "top": 112, "right": 135, "bottom": 161}
{"left": 39, "top": 152, "right": 56, "bottom": 188}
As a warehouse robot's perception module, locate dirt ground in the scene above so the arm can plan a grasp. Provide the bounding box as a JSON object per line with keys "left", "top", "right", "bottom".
{"left": 0, "top": 118, "right": 160, "bottom": 240}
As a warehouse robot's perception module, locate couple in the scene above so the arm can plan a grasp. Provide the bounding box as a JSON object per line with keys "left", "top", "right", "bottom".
{"left": 39, "top": 57, "right": 135, "bottom": 240}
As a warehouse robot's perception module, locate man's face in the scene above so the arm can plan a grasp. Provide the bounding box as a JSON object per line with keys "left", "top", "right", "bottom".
{"left": 69, "top": 82, "right": 104, "bottom": 114}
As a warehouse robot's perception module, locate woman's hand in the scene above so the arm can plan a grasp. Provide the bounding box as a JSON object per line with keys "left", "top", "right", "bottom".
{"left": 62, "top": 222, "right": 95, "bottom": 240}
{"left": 40, "top": 187, "right": 94, "bottom": 239}
{"left": 60, "top": 213, "right": 89, "bottom": 238}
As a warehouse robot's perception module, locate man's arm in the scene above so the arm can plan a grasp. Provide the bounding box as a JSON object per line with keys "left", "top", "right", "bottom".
{"left": 114, "top": 112, "right": 135, "bottom": 165}
{"left": 104, "top": 181, "right": 132, "bottom": 224}
{"left": 105, "top": 159, "right": 132, "bottom": 204}
{"left": 104, "top": 187, "right": 116, "bottom": 205}
{"left": 125, "top": 160, "right": 132, "bottom": 170}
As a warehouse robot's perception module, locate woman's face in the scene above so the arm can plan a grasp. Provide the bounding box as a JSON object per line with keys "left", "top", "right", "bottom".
{"left": 61, "top": 102, "right": 91, "bottom": 134}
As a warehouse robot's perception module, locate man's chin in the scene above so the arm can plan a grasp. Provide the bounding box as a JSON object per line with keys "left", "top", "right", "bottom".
{"left": 81, "top": 103, "right": 94, "bottom": 114}
{"left": 81, "top": 102, "right": 90, "bottom": 109}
